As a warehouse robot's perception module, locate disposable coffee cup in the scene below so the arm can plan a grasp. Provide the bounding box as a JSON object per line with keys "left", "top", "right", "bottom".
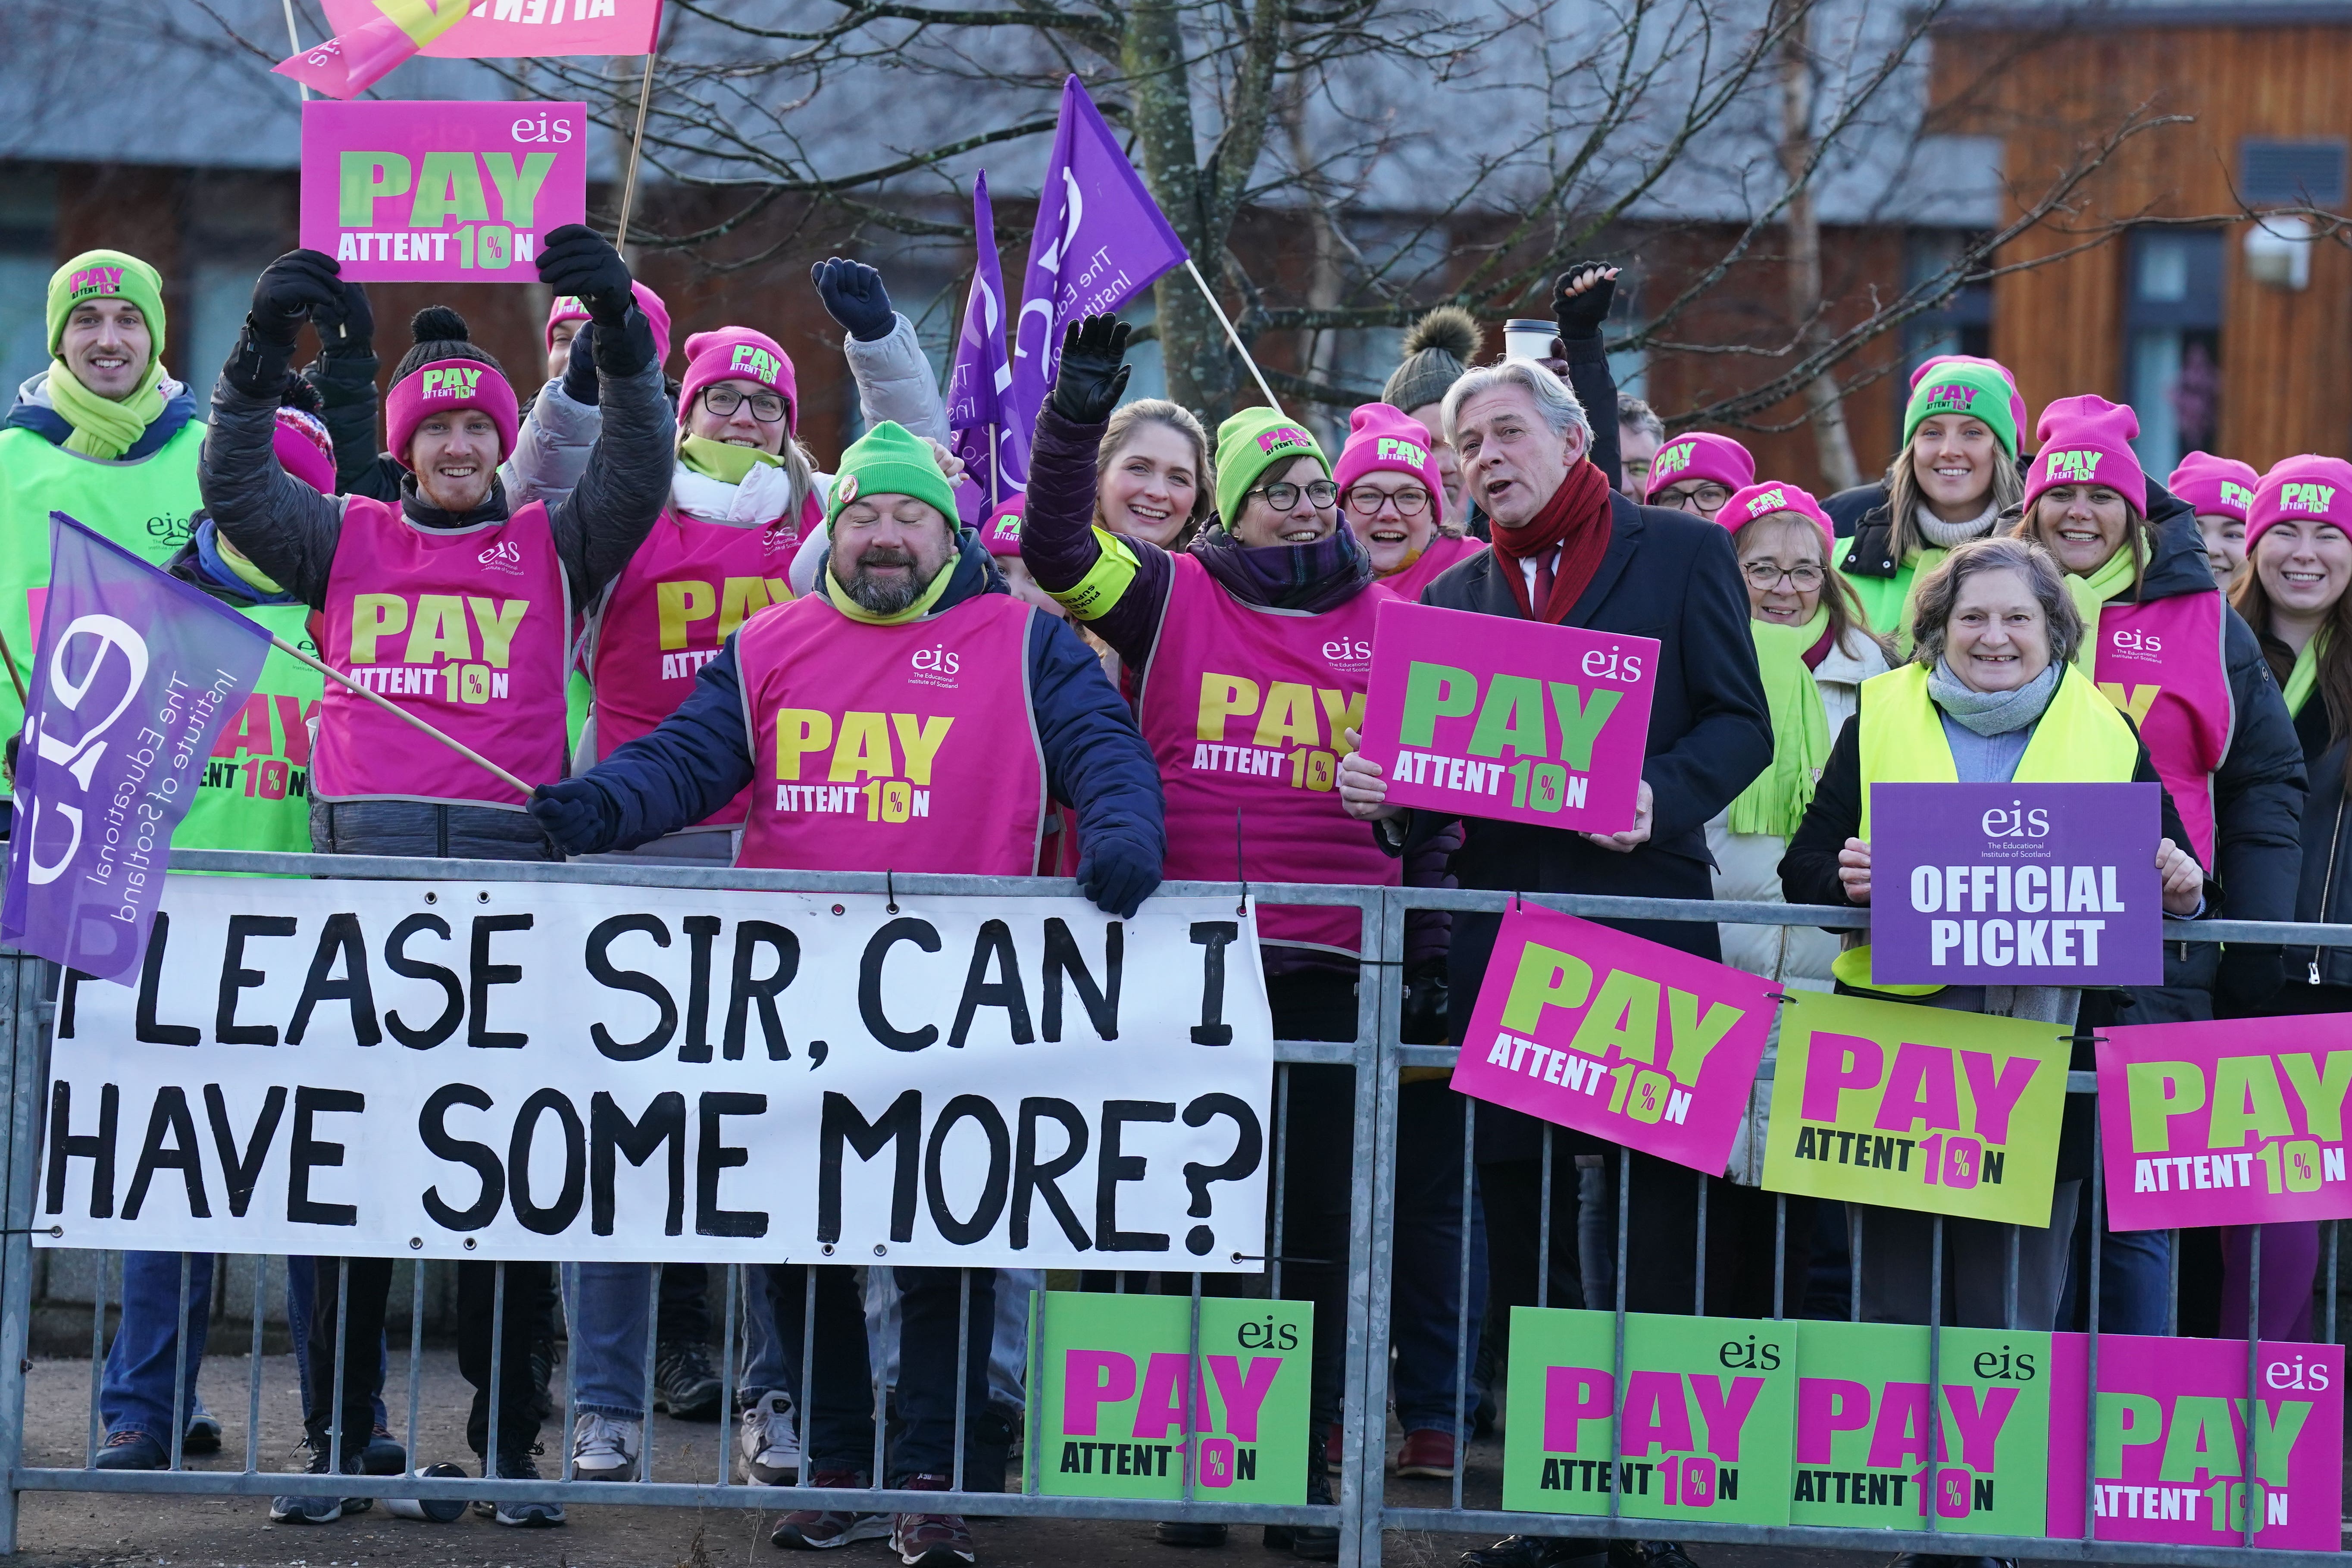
{"left": 384, "top": 1462, "right": 468, "bottom": 1522}
{"left": 1502, "top": 319, "right": 1559, "bottom": 362}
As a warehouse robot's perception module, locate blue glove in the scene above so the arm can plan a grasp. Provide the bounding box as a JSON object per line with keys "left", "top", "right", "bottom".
{"left": 562, "top": 319, "right": 599, "bottom": 407}
{"left": 528, "top": 778, "right": 615, "bottom": 856}
{"left": 811, "top": 257, "right": 896, "bottom": 343}
{"left": 1077, "top": 838, "right": 1161, "bottom": 920}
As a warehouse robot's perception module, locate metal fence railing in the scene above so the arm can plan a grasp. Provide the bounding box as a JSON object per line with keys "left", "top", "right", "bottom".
{"left": 0, "top": 851, "right": 2346, "bottom": 1566}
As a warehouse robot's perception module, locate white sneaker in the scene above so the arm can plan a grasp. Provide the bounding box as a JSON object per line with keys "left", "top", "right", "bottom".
{"left": 738, "top": 1391, "right": 802, "bottom": 1485}
{"left": 569, "top": 1412, "right": 641, "bottom": 1481}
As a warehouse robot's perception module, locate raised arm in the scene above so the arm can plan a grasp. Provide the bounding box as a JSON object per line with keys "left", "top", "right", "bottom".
{"left": 813, "top": 258, "right": 951, "bottom": 444}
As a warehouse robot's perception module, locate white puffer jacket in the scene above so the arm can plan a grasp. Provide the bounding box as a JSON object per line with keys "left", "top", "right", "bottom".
{"left": 1711, "top": 625, "right": 1892, "bottom": 1181}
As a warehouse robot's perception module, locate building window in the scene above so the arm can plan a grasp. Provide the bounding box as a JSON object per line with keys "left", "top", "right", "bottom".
{"left": 0, "top": 171, "right": 59, "bottom": 400}
{"left": 2123, "top": 229, "right": 2224, "bottom": 477}
{"left": 2240, "top": 139, "right": 2348, "bottom": 209}
{"left": 1899, "top": 231, "right": 1991, "bottom": 422}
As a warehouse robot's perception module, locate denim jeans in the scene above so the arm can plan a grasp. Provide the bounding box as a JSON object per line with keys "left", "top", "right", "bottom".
{"left": 284, "top": 1256, "right": 388, "bottom": 1430}
{"left": 767, "top": 1264, "right": 995, "bottom": 1484}
{"left": 1389, "top": 1082, "right": 1487, "bottom": 1438}
{"left": 100, "top": 1252, "right": 214, "bottom": 1443}
{"left": 565, "top": 1262, "right": 666, "bottom": 1419}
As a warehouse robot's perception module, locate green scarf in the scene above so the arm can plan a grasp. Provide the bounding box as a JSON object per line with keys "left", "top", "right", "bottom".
{"left": 47, "top": 356, "right": 165, "bottom": 460}
{"left": 1890, "top": 545, "right": 1949, "bottom": 660}
{"left": 679, "top": 435, "right": 781, "bottom": 484}
{"left": 824, "top": 557, "right": 957, "bottom": 626}
{"left": 1728, "top": 607, "right": 1832, "bottom": 839}
{"left": 2285, "top": 629, "right": 2327, "bottom": 719}
{"left": 2064, "top": 543, "right": 2141, "bottom": 676}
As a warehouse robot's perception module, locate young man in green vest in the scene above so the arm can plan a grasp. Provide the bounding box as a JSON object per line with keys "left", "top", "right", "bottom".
{"left": 0, "top": 249, "right": 204, "bottom": 743}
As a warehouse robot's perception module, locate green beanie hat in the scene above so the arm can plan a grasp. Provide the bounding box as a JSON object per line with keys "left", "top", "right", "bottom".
{"left": 1902, "top": 360, "right": 2019, "bottom": 457}
{"left": 47, "top": 250, "right": 167, "bottom": 364}
{"left": 1213, "top": 407, "right": 1327, "bottom": 529}
{"left": 827, "top": 420, "right": 961, "bottom": 529}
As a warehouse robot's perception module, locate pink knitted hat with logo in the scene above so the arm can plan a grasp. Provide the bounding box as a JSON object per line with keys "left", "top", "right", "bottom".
{"left": 273, "top": 407, "right": 337, "bottom": 495}
{"left": 678, "top": 327, "right": 800, "bottom": 435}
{"left": 1720, "top": 480, "right": 1833, "bottom": 551}
{"left": 2168, "top": 451, "right": 2260, "bottom": 523}
{"left": 1333, "top": 402, "right": 1446, "bottom": 527}
{"left": 2247, "top": 455, "right": 2352, "bottom": 553}
{"left": 2023, "top": 394, "right": 2146, "bottom": 516}
{"left": 385, "top": 358, "right": 520, "bottom": 469}
{"left": 1644, "top": 431, "right": 1754, "bottom": 501}
{"left": 979, "top": 492, "right": 1026, "bottom": 557}
{"left": 545, "top": 281, "right": 672, "bottom": 369}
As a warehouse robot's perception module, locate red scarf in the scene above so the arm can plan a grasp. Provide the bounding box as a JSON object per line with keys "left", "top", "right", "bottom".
{"left": 1488, "top": 457, "right": 1614, "bottom": 623}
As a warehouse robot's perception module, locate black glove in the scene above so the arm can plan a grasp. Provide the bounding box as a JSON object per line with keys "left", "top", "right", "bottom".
{"left": 811, "top": 257, "right": 896, "bottom": 343}
{"left": 527, "top": 778, "right": 617, "bottom": 856}
{"left": 562, "top": 319, "right": 600, "bottom": 407}
{"left": 1552, "top": 261, "right": 1618, "bottom": 342}
{"left": 1077, "top": 837, "right": 1160, "bottom": 920}
{"left": 1050, "top": 316, "right": 1132, "bottom": 426}
{"left": 248, "top": 249, "right": 344, "bottom": 347}
{"left": 536, "top": 224, "right": 635, "bottom": 326}
{"left": 310, "top": 278, "right": 373, "bottom": 360}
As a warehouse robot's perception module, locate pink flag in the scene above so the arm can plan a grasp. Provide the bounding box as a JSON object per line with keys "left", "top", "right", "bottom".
{"left": 281, "top": 0, "right": 662, "bottom": 98}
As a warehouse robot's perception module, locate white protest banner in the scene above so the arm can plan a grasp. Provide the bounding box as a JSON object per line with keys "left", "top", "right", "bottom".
{"left": 39, "top": 875, "right": 1273, "bottom": 1269}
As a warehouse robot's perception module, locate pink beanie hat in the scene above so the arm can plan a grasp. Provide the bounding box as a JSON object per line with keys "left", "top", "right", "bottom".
{"left": 678, "top": 327, "right": 800, "bottom": 434}
{"left": 545, "top": 281, "right": 673, "bottom": 370}
{"left": 2246, "top": 455, "right": 2352, "bottom": 554}
{"left": 1332, "top": 402, "right": 1446, "bottom": 527}
{"left": 1644, "top": 431, "right": 1755, "bottom": 501}
{"left": 273, "top": 407, "right": 336, "bottom": 495}
{"left": 2024, "top": 394, "right": 2146, "bottom": 516}
{"left": 2168, "top": 451, "right": 2260, "bottom": 522}
{"left": 980, "top": 492, "right": 1026, "bottom": 557}
{"left": 1720, "top": 480, "right": 1833, "bottom": 551}
{"left": 385, "top": 357, "right": 520, "bottom": 470}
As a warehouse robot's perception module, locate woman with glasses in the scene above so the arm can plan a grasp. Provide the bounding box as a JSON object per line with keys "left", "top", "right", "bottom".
{"left": 1642, "top": 430, "right": 1752, "bottom": 521}
{"left": 1334, "top": 402, "right": 1485, "bottom": 599}
{"left": 1704, "top": 483, "right": 1889, "bottom": 1189}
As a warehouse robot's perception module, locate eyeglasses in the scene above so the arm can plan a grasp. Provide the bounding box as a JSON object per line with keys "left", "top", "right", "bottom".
{"left": 704, "top": 386, "right": 788, "bottom": 423}
{"left": 1343, "top": 485, "right": 1430, "bottom": 518}
{"left": 1249, "top": 479, "right": 1339, "bottom": 511}
{"left": 1742, "top": 562, "right": 1826, "bottom": 591}
{"left": 1662, "top": 482, "right": 1733, "bottom": 512}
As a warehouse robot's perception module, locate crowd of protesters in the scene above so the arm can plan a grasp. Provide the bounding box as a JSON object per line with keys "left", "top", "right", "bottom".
{"left": 1, "top": 228, "right": 2334, "bottom": 1568}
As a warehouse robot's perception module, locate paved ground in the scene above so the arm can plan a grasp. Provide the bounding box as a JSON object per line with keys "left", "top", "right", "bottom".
{"left": 0, "top": 1349, "right": 2149, "bottom": 1568}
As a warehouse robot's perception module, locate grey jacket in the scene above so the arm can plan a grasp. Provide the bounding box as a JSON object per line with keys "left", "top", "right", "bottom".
{"left": 198, "top": 356, "right": 673, "bottom": 615}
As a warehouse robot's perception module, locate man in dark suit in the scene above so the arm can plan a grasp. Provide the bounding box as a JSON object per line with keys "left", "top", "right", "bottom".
{"left": 1339, "top": 358, "right": 1771, "bottom": 1568}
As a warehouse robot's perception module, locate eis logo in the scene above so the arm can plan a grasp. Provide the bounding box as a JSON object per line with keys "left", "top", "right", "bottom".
{"left": 2108, "top": 625, "right": 2163, "bottom": 664}
{"left": 478, "top": 539, "right": 524, "bottom": 577}
{"left": 909, "top": 642, "right": 961, "bottom": 689}
{"left": 1980, "top": 799, "right": 2050, "bottom": 840}
{"left": 1320, "top": 634, "right": 1373, "bottom": 676}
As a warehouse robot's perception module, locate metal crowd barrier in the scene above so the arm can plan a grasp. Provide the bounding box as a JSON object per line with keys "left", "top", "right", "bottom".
{"left": 0, "top": 851, "right": 2343, "bottom": 1567}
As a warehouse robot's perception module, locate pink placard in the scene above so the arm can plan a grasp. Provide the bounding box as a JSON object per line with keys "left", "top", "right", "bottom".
{"left": 2096, "top": 1013, "right": 2352, "bottom": 1231}
{"left": 299, "top": 100, "right": 588, "bottom": 283}
{"left": 2046, "top": 1332, "right": 2342, "bottom": 1549}
{"left": 321, "top": 0, "right": 662, "bottom": 59}
{"left": 1451, "top": 904, "right": 1777, "bottom": 1174}
{"left": 1357, "top": 600, "right": 1657, "bottom": 835}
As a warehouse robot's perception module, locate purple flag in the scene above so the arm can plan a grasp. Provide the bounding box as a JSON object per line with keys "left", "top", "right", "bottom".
{"left": 947, "top": 172, "right": 1016, "bottom": 525}
{"left": 1001, "top": 76, "right": 1190, "bottom": 483}
{"left": 3, "top": 513, "right": 273, "bottom": 983}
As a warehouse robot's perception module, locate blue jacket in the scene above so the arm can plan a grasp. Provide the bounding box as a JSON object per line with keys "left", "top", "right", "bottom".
{"left": 560, "top": 531, "right": 1167, "bottom": 868}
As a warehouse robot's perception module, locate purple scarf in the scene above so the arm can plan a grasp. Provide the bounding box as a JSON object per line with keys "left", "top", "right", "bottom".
{"left": 1189, "top": 520, "right": 1374, "bottom": 613}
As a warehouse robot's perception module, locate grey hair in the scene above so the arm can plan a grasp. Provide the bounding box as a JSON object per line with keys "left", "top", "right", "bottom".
{"left": 1441, "top": 358, "right": 1590, "bottom": 448}
{"left": 1908, "top": 535, "right": 2084, "bottom": 669}
{"left": 1616, "top": 394, "right": 1664, "bottom": 442}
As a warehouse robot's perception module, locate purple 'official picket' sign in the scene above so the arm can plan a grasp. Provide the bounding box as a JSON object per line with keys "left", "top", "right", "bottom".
{"left": 2, "top": 515, "right": 271, "bottom": 983}
{"left": 299, "top": 99, "right": 588, "bottom": 283}
{"left": 1867, "top": 782, "right": 2163, "bottom": 987}
{"left": 1356, "top": 600, "right": 1655, "bottom": 835}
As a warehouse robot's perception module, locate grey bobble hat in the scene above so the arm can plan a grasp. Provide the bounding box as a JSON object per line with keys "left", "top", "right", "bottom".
{"left": 1382, "top": 305, "right": 1483, "bottom": 414}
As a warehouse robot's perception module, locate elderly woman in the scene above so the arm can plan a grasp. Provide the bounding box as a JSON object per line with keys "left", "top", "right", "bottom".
{"left": 1780, "top": 536, "right": 2206, "bottom": 1330}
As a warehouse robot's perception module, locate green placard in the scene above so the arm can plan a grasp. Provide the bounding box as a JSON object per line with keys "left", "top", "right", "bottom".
{"left": 1502, "top": 1308, "right": 1794, "bottom": 1525}
{"left": 1790, "top": 1320, "right": 2049, "bottom": 1535}
{"left": 1028, "top": 1290, "right": 1310, "bottom": 1502}
{"left": 1762, "top": 990, "right": 2069, "bottom": 1226}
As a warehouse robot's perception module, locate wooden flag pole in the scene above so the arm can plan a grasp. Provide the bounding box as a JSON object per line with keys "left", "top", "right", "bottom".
{"left": 612, "top": 49, "right": 660, "bottom": 250}
{"left": 265, "top": 633, "right": 533, "bottom": 798}
{"left": 0, "top": 624, "right": 28, "bottom": 711}
{"left": 1184, "top": 258, "right": 1284, "bottom": 415}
